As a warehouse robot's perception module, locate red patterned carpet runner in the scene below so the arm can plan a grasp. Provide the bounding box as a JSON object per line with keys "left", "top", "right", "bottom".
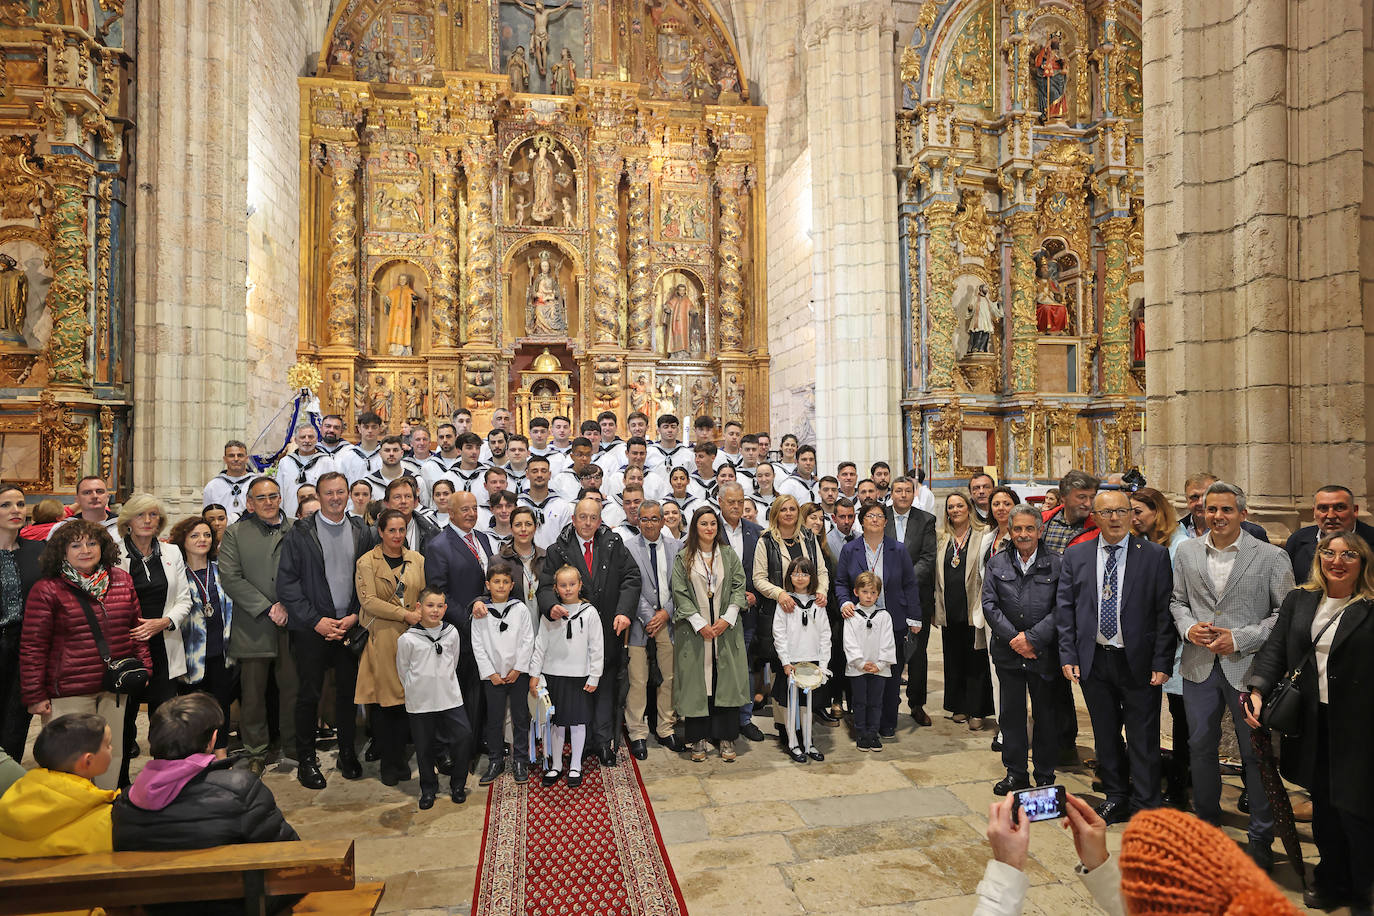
{"left": 472, "top": 747, "right": 687, "bottom": 916}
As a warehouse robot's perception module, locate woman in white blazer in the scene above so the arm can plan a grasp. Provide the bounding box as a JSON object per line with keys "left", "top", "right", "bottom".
{"left": 115, "top": 494, "right": 192, "bottom": 786}
{"left": 933, "top": 490, "right": 996, "bottom": 730}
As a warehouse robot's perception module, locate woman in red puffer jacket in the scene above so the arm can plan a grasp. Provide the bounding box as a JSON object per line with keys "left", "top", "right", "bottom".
{"left": 20, "top": 519, "right": 149, "bottom": 790}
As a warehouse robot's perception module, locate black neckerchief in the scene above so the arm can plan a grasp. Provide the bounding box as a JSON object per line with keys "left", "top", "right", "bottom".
{"left": 412, "top": 622, "right": 449, "bottom": 655}
{"left": 565, "top": 603, "right": 588, "bottom": 640}
{"left": 488, "top": 599, "right": 515, "bottom": 633}
{"left": 791, "top": 594, "right": 816, "bottom": 626}
{"left": 856, "top": 606, "right": 879, "bottom": 629}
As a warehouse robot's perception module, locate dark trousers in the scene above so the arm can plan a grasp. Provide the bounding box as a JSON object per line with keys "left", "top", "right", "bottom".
{"left": 483, "top": 676, "right": 531, "bottom": 760}
{"left": 177, "top": 654, "right": 238, "bottom": 749}
{"left": 997, "top": 666, "right": 1058, "bottom": 783}
{"left": 1184, "top": 660, "right": 1272, "bottom": 843}
{"left": 880, "top": 629, "right": 906, "bottom": 731}
{"left": 941, "top": 622, "right": 994, "bottom": 717}
{"left": 850, "top": 673, "right": 885, "bottom": 736}
{"left": 903, "top": 621, "right": 931, "bottom": 710}
{"left": 1164, "top": 691, "right": 1190, "bottom": 793}
{"left": 0, "top": 626, "right": 30, "bottom": 760}
{"left": 592, "top": 650, "right": 623, "bottom": 750}
{"left": 1081, "top": 647, "right": 1161, "bottom": 810}
{"left": 1313, "top": 706, "right": 1374, "bottom": 905}
{"left": 1052, "top": 674, "right": 1079, "bottom": 750}
{"left": 739, "top": 607, "right": 756, "bottom": 725}
{"left": 409, "top": 706, "right": 472, "bottom": 795}
{"left": 292, "top": 630, "right": 358, "bottom": 764}
{"left": 119, "top": 642, "right": 176, "bottom": 788}
{"left": 369, "top": 703, "right": 410, "bottom": 773}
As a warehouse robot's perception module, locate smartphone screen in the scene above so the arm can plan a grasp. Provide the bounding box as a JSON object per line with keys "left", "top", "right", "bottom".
{"left": 1012, "top": 785, "right": 1067, "bottom": 822}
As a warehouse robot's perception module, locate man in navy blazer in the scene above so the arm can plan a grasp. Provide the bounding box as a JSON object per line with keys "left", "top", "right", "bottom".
{"left": 835, "top": 501, "right": 923, "bottom": 738}
{"left": 717, "top": 483, "right": 767, "bottom": 740}
{"left": 1056, "top": 489, "right": 1176, "bottom": 823}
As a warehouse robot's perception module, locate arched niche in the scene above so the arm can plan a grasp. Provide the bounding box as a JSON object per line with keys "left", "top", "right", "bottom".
{"left": 503, "top": 131, "right": 581, "bottom": 229}
{"left": 1034, "top": 237, "right": 1082, "bottom": 337}
{"left": 370, "top": 259, "right": 431, "bottom": 357}
{"left": 653, "top": 266, "right": 708, "bottom": 359}
{"left": 503, "top": 236, "right": 582, "bottom": 340}
{"left": 923, "top": 0, "right": 995, "bottom": 114}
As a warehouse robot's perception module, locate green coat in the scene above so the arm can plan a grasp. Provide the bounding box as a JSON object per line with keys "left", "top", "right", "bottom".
{"left": 219, "top": 514, "right": 293, "bottom": 660}
{"left": 670, "top": 544, "right": 749, "bottom": 718}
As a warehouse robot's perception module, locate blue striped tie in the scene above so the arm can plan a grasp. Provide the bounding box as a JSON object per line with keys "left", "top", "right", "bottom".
{"left": 1101, "top": 544, "right": 1121, "bottom": 639}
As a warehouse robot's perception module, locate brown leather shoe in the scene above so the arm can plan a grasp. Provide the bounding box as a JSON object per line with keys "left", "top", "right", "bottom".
{"left": 911, "top": 707, "right": 933, "bottom": 727}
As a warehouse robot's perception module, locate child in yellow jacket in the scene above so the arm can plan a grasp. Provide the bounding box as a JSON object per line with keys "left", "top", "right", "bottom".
{"left": 0, "top": 713, "right": 116, "bottom": 858}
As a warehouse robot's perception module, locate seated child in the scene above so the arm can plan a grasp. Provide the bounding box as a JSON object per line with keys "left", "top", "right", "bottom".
{"left": 471, "top": 561, "right": 535, "bottom": 787}
{"left": 771, "top": 558, "right": 831, "bottom": 763}
{"left": 528, "top": 564, "right": 603, "bottom": 788}
{"left": 0, "top": 713, "right": 115, "bottom": 857}
{"left": 396, "top": 588, "right": 473, "bottom": 809}
{"left": 842, "top": 571, "right": 896, "bottom": 752}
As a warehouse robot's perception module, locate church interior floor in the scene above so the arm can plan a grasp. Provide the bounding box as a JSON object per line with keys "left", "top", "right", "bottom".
{"left": 71, "top": 635, "right": 1313, "bottom": 915}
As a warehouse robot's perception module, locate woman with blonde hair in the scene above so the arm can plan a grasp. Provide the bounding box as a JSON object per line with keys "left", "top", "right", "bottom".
{"left": 934, "top": 489, "right": 994, "bottom": 730}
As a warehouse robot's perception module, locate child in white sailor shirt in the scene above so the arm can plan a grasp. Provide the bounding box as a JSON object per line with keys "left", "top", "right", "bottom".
{"left": 471, "top": 561, "right": 536, "bottom": 787}
{"left": 396, "top": 588, "right": 473, "bottom": 808}
{"left": 843, "top": 571, "right": 897, "bottom": 752}
{"left": 528, "top": 565, "right": 604, "bottom": 788}
{"left": 771, "top": 557, "right": 831, "bottom": 763}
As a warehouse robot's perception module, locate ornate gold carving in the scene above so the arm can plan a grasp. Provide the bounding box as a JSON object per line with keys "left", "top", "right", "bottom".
{"left": 98, "top": 405, "right": 113, "bottom": 482}
{"left": 38, "top": 391, "right": 87, "bottom": 485}
{"left": 592, "top": 355, "right": 621, "bottom": 411}
{"left": 924, "top": 199, "right": 958, "bottom": 390}
{"left": 465, "top": 355, "right": 496, "bottom": 407}
{"left": 431, "top": 149, "right": 460, "bottom": 348}
{"left": 1099, "top": 216, "right": 1133, "bottom": 395}
{"left": 716, "top": 161, "right": 750, "bottom": 352}
{"left": 45, "top": 157, "right": 93, "bottom": 386}
{"left": 1034, "top": 140, "right": 1092, "bottom": 257}
{"left": 625, "top": 156, "right": 653, "bottom": 350}
{"left": 462, "top": 133, "right": 496, "bottom": 342}
{"left": 287, "top": 360, "right": 322, "bottom": 393}
{"left": 928, "top": 399, "right": 962, "bottom": 474}
{"left": 899, "top": 45, "right": 921, "bottom": 90}
{"left": 942, "top": 3, "right": 994, "bottom": 109}
{"left": 0, "top": 353, "right": 38, "bottom": 386}
{"left": 953, "top": 187, "right": 996, "bottom": 261}
{"left": 1007, "top": 211, "right": 1038, "bottom": 393}
{"left": 689, "top": 375, "right": 719, "bottom": 420}
{"left": 1127, "top": 197, "right": 1144, "bottom": 265}
{"left": 0, "top": 136, "right": 48, "bottom": 221}
{"left": 94, "top": 175, "right": 111, "bottom": 362}
{"left": 324, "top": 145, "right": 360, "bottom": 346}
{"left": 958, "top": 361, "right": 998, "bottom": 393}
{"left": 325, "top": 369, "right": 351, "bottom": 417}
{"left": 589, "top": 140, "right": 622, "bottom": 346}
{"left": 912, "top": 0, "right": 941, "bottom": 46}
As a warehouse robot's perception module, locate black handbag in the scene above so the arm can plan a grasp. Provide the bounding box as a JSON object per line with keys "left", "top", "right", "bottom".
{"left": 340, "top": 622, "right": 370, "bottom": 658}
{"left": 1260, "top": 605, "right": 1348, "bottom": 736}
{"left": 72, "top": 587, "right": 150, "bottom": 695}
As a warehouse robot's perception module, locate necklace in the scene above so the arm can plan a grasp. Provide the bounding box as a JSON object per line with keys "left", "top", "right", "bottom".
{"left": 699, "top": 549, "right": 716, "bottom": 601}
{"left": 951, "top": 527, "right": 971, "bottom": 568}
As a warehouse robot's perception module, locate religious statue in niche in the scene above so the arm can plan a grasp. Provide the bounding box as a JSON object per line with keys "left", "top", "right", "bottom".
{"left": 331, "top": 34, "right": 354, "bottom": 71}
{"left": 383, "top": 274, "right": 422, "bottom": 356}
{"left": 508, "top": 45, "right": 530, "bottom": 92}
{"left": 510, "top": 0, "right": 575, "bottom": 78}
{"left": 0, "top": 253, "right": 28, "bottom": 339}
{"left": 401, "top": 375, "right": 425, "bottom": 421}
{"left": 1034, "top": 251, "right": 1070, "bottom": 334}
{"left": 661, "top": 279, "right": 703, "bottom": 358}
{"left": 961, "top": 282, "right": 1002, "bottom": 355}
{"left": 660, "top": 191, "right": 707, "bottom": 242}
{"left": 656, "top": 378, "right": 679, "bottom": 416}
{"left": 371, "top": 374, "right": 394, "bottom": 424}
{"left": 373, "top": 176, "right": 423, "bottom": 233}
{"left": 530, "top": 138, "right": 558, "bottom": 221}
{"left": 690, "top": 377, "right": 718, "bottom": 420}
{"left": 431, "top": 371, "right": 455, "bottom": 420}
{"left": 1032, "top": 31, "right": 1068, "bottom": 122}
{"left": 551, "top": 47, "right": 577, "bottom": 95}
{"left": 1131, "top": 298, "right": 1146, "bottom": 364}
{"left": 525, "top": 249, "right": 568, "bottom": 335}
{"left": 510, "top": 135, "right": 577, "bottom": 228}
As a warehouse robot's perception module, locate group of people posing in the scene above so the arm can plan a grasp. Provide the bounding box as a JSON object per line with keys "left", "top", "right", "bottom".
{"left": 0, "top": 407, "right": 1370, "bottom": 913}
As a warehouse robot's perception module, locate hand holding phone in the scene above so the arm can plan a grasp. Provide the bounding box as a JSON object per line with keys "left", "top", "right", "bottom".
{"left": 1011, "top": 784, "right": 1068, "bottom": 823}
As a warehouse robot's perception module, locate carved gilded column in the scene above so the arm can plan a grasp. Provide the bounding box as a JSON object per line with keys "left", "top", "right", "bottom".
{"left": 1007, "top": 210, "right": 1038, "bottom": 394}
{"left": 324, "top": 144, "right": 360, "bottom": 347}
{"left": 431, "top": 148, "right": 461, "bottom": 348}
{"left": 1099, "top": 216, "right": 1133, "bottom": 395}
{"left": 625, "top": 155, "right": 653, "bottom": 349}
{"left": 716, "top": 161, "right": 751, "bottom": 352}
{"left": 46, "top": 156, "right": 94, "bottom": 386}
{"left": 589, "top": 139, "right": 622, "bottom": 346}
{"left": 923, "top": 198, "right": 957, "bottom": 391}
{"left": 462, "top": 133, "right": 496, "bottom": 343}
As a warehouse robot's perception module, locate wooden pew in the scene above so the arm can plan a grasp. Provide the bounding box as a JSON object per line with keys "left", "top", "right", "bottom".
{"left": 0, "top": 839, "right": 383, "bottom": 916}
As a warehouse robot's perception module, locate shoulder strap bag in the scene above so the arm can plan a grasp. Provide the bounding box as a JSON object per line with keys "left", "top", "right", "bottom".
{"left": 1260, "top": 603, "right": 1349, "bottom": 736}
{"left": 71, "top": 586, "right": 150, "bottom": 695}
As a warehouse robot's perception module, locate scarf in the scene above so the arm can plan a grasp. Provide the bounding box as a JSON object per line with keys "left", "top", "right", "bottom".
{"left": 62, "top": 561, "right": 110, "bottom": 600}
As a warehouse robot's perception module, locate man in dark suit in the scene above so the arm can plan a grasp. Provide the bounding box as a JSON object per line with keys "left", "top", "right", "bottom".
{"left": 716, "top": 483, "right": 768, "bottom": 740}
{"left": 1056, "top": 489, "right": 1175, "bottom": 824}
{"left": 1284, "top": 484, "right": 1374, "bottom": 584}
{"left": 537, "top": 497, "right": 642, "bottom": 765}
{"left": 277, "top": 471, "right": 374, "bottom": 789}
{"left": 835, "top": 501, "right": 923, "bottom": 739}
{"left": 885, "top": 476, "right": 937, "bottom": 725}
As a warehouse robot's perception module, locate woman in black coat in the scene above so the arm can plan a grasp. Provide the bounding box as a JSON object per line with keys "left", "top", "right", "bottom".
{"left": 0, "top": 485, "right": 43, "bottom": 760}
{"left": 1246, "top": 530, "right": 1374, "bottom": 912}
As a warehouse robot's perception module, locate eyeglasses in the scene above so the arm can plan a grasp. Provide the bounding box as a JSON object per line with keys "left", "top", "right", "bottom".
{"left": 1093, "top": 508, "right": 1131, "bottom": 518}
{"left": 1318, "top": 549, "right": 1361, "bottom": 562}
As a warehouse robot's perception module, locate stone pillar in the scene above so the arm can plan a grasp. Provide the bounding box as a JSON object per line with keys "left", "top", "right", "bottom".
{"left": 715, "top": 160, "right": 750, "bottom": 353}
{"left": 922, "top": 198, "right": 957, "bottom": 391}
{"left": 431, "top": 148, "right": 461, "bottom": 349}
{"left": 45, "top": 156, "right": 94, "bottom": 387}
{"left": 589, "top": 138, "right": 623, "bottom": 346}
{"left": 625, "top": 155, "right": 653, "bottom": 350}
{"left": 1007, "top": 210, "right": 1038, "bottom": 394}
{"left": 462, "top": 133, "right": 496, "bottom": 343}
{"left": 803, "top": 0, "right": 901, "bottom": 471}
{"left": 1098, "top": 215, "right": 1132, "bottom": 395}
{"left": 324, "top": 143, "right": 360, "bottom": 347}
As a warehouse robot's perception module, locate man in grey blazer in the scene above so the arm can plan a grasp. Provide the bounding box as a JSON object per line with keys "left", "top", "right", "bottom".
{"left": 623, "top": 500, "right": 684, "bottom": 758}
{"left": 1170, "top": 481, "right": 1295, "bottom": 870}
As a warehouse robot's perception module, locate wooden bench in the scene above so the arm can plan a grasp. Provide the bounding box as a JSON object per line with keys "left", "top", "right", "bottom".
{"left": 0, "top": 839, "right": 384, "bottom": 916}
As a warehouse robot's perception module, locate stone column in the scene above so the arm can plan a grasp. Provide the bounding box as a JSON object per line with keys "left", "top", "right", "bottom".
{"left": 324, "top": 143, "right": 360, "bottom": 347}
{"left": 45, "top": 156, "right": 94, "bottom": 387}
{"left": 922, "top": 198, "right": 957, "bottom": 391}
{"left": 1098, "top": 215, "right": 1132, "bottom": 395}
{"left": 431, "top": 148, "right": 461, "bottom": 349}
{"left": 625, "top": 155, "right": 653, "bottom": 350}
{"left": 589, "top": 138, "right": 623, "bottom": 346}
{"left": 1005, "top": 211, "right": 1038, "bottom": 394}
{"left": 715, "top": 160, "right": 750, "bottom": 353}
{"left": 462, "top": 133, "right": 496, "bottom": 343}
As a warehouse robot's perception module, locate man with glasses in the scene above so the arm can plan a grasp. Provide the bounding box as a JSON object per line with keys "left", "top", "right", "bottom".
{"left": 1056, "top": 488, "right": 1176, "bottom": 825}
{"left": 1169, "top": 482, "right": 1294, "bottom": 870}
{"left": 219, "top": 476, "right": 298, "bottom": 776}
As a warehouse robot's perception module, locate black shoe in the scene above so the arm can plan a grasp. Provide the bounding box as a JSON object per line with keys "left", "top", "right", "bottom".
{"left": 541, "top": 769, "right": 561, "bottom": 788}
{"left": 480, "top": 758, "right": 504, "bottom": 786}
{"left": 806, "top": 747, "right": 825, "bottom": 762}
{"left": 337, "top": 754, "right": 363, "bottom": 780}
{"left": 566, "top": 770, "right": 583, "bottom": 788}
{"left": 364, "top": 740, "right": 381, "bottom": 762}
{"left": 1247, "top": 841, "right": 1273, "bottom": 873}
{"left": 435, "top": 751, "right": 453, "bottom": 776}
{"left": 1058, "top": 745, "right": 1081, "bottom": 767}
{"left": 597, "top": 745, "right": 616, "bottom": 767}
{"left": 451, "top": 786, "right": 468, "bottom": 804}
{"left": 815, "top": 707, "right": 838, "bottom": 724}
{"left": 656, "top": 733, "right": 684, "bottom": 752}
{"left": 630, "top": 740, "right": 648, "bottom": 760}
{"left": 879, "top": 727, "right": 896, "bottom": 739}
{"left": 1238, "top": 789, "right": 1250, "bottom": 814}
{"left": 129, "top": 740, "right": 141, "bottom": 759}
{"left": 990, "top": 733, "right": 1003, "bottom": 752}
{"left": 856, "top": 735, "right": 871, "bottom": 751}
{"left": 297, "top": 757, "right": 327, "bottom": 790}
{"left": 513, "top": 758, "right": 529, "bottom": 784}
{"left": 994, "top": 775, "right": 1031, "bottom": 796}
{"left": 380, "top": 764, "right": 401, "bottom": 787}
{"left": 1303, "top": 887, "right": 1350, "bottom": 911}
{"left": 1095, "top": 801, "right": 1131, "bottom": 826}
{"left": 786, "top": 745, "right": 808, "bottom": 763}
{"left": 1162, "top": 789, "right": 1188, "bottom": 810}
{"left": 740, "top": 722, "right": 766, "bottom": 743}
{"left": 418, "top": 791, "right": 435, "bottom": 810}
{"left": 1034, "top": 776, "right": 1055, "bottom": 788}
{"left": 870, "top": 735, "right": 883, "bottom": 752}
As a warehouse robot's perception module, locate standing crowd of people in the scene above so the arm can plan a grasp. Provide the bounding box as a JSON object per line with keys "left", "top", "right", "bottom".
{"left": 0, "top": 407, "right": 1368, "bottom": 913}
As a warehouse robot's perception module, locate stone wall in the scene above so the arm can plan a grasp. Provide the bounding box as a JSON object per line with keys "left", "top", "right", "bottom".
{"left": 1144, "top": 0, "right": 1374, "bottom": 530}
{"left": 765, "top": 147, "right": 816, "bottom": 438}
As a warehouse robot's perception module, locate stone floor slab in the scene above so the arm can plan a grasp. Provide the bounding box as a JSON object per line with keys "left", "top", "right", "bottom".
{"left": 789, "top": 786, "right": 967, "bottom": 827}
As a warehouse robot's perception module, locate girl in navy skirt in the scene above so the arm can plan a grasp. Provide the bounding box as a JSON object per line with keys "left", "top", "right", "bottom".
{"left": 529, "top": 565, "right": 604, "bottom": 788}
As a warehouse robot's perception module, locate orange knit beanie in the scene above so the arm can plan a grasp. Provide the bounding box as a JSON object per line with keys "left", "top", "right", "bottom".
{"left": 1118, "top": 808, "right": 1298, "bottom": 915}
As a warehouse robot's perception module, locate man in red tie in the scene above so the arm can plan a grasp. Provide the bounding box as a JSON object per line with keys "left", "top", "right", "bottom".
{"left": 537, "top": 497, "right": 642, "bottom": 766}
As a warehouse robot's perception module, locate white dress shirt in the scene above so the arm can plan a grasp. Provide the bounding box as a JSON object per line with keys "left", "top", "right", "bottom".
{"left": 1204, "top": 532, "right": 1240, "bottom": 592}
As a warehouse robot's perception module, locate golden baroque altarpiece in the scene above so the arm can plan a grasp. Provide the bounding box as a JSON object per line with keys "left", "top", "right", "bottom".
{"left": 0, "top": 1, "right": 131, "bottom": 497}
{"left": 900, "top": 0, "right": 1144, "bottom": 484}
{"left": 300, "top": 0, "right": 767, "bottom": 437}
